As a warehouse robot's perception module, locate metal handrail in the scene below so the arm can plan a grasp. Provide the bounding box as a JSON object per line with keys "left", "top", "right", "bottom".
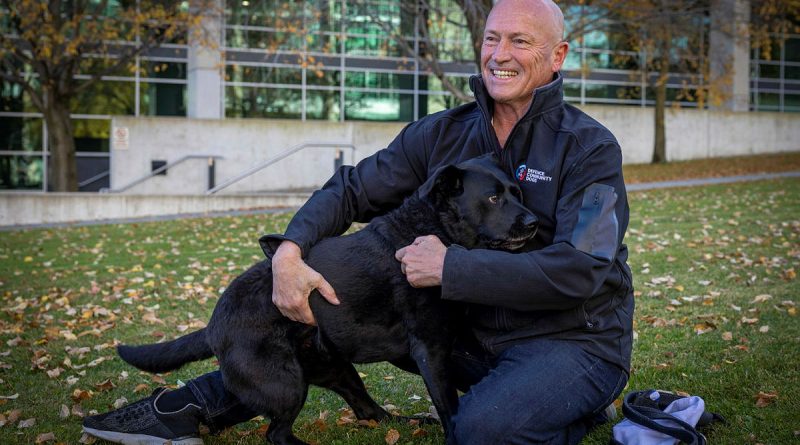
{"left": 101, "top": 154, "right": 224, "bottom": 193}
{"left": 206, "top": 142, "right": 356, "bottom": 195}
{"left": 78, "top": 170, "right": 110, "bottom": 188}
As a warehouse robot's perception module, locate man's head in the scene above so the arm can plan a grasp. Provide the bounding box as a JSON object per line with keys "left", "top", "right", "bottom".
{"left": 480, "top": 0, "right": 569, "bottom": 112}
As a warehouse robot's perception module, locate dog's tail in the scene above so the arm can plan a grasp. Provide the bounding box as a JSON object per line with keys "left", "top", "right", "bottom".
{"left": 117, "top": 329, "right": 212, "bottom": 374}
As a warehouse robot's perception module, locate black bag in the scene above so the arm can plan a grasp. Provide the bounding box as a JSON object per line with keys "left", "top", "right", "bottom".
{"left": 611, "top": 390, "right": 724, "bottom": 445}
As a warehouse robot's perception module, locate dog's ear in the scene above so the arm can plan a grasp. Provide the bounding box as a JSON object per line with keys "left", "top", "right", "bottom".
{"left": 416, "top": 164, "right": 465, "bottom": 205}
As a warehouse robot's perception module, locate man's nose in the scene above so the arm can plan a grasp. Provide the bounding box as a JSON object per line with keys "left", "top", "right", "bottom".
{"left": 492, "top": 39, "right": 512, "bottom": 63}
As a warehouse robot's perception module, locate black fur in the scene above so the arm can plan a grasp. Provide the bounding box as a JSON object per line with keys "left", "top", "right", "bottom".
{"left": 117, "top": 155, "right": 538, "bottom": 445}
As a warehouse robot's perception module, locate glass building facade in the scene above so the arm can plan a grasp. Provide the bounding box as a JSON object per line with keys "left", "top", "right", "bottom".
{"left": 1, "top": 0, "right": 798, "bottom": 191}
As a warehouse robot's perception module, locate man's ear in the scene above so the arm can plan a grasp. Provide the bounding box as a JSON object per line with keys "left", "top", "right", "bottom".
{"left": 418, "top": 164, "right": 465, "bottom": 203}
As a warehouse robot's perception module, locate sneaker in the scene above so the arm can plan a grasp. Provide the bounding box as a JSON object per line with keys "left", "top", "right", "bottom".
{"left": 82, "top": 388, "right": 204, "bottom": 445}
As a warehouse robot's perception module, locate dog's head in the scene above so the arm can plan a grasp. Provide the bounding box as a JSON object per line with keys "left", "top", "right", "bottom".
{"left": 421, "top": 154, "right": 538, "bottom": 251}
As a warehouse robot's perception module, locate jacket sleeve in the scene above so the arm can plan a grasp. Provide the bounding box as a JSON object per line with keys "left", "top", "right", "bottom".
{"left": 441, "top": 141, "right": 629, "bottom": 311}
{"left": 260, "top": 121, "right": 430, "bottom": 257}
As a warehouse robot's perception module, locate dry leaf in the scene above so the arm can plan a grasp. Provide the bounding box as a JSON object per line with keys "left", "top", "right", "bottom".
{"left": 18, "top": 418, "right": 36, "bottom": 428}
{"left": 759, "top": 325, "right": 770, "bottom": 333}
{"left": 721, "top": 332, "right": 733, "bottom": 341}
{"left": 59, "top": 404, "right": 70, "bottom": 419}
{"left": 35, "top": 432, "right": 56, "bottom": 443}
{"left": 133, "top": 383, "right": 150, "bottom": 393}
{"left": 751, "top": 294, "right": 772, "bottom": 304}
{"left": 755, "top": 391, "right": 778, "bottom": 408}
{"left": 385, "top": 428, "right": 401, "bottom": 445}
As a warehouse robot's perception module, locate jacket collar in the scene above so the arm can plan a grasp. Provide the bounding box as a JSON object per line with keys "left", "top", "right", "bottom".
{"left": 470, "top": 72, "right": 564, "bottom": 122}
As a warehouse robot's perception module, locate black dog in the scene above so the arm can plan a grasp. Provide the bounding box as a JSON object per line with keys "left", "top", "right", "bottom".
{"left": 114, "top": 155, "right": 538, "bottom": 445}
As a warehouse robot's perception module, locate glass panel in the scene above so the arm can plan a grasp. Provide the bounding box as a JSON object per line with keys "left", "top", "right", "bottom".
{"left": 139, "top": 82, "right": 187, "bottom": 116}
{"left": 757, "top": 63, "right": 780, "bottom": 78}
{"left": 563, "top": 81, "right": 581, "bottom": 100}
{"left": 345, "top": 91, "right": 414, "bottom": 121}
{"left": 225, "top": 86, "right": 302, "bottom": 118}
{"left": 1, "top": 81, "right": 39, "bottom": 113}
{"left": 72, "top": 119, "right": 110, "bottom": 152}
{"left": 786, "top": 38, "right": 800, "bottom": 63}
{"left": 140, "top": 61, "right": 187, "bottom": 80}
{"left": 306, "top": 33, "right": 340, "bottom": 54}
{"left": 78, "top": 56, "right": 135, "bottom": 77}
{"left": 585, "top": 83, "right": 641, "bottom": 101}
{"left": 345, "top": 71, "right": 415, "bottom": 90}
{"left": 305, "top": 89, "right": 340, "bottom": 120}
{"left": 306, "top": 69, "right": 340, "bottom": 87}
{"left": 71, "top": 80, "right": 136, "bottom": 115}
{"left": 784, "top": 65, "right": 800, "bottom": 80}
{"left": 0, "top": 116, "right": 43, "bottom": 151}
{"left": 784, "top": 93, "right": 800, "bottom": 110}
{"left": 226, "top": 65, "right": 302, "bottom": 84}
{"left": 0, "top": 154, "right": 43, "bottom": 190}
{"left": 345, "top": 36, "right": 405, "bottom": 57}
{"left": 755, "top": 92, "right": 780, "bottom": 110}
{"left": 226, "top": 0, "right": 340, "bottom": 31}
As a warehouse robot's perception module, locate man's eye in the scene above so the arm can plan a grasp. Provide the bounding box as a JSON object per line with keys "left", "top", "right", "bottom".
{"left": 488, "top": 195, "right": 499, "bottom": 204}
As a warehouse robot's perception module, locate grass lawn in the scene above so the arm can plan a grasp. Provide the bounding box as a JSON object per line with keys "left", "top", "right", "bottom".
{"left": 0, "top": 157, "right": 798, "bottom": 444}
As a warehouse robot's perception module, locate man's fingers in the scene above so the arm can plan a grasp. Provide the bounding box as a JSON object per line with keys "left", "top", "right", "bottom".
{"left": 315, "top": 276, "right": 340, "bottom": 305}
{"left": 395, "top": 247, "right": 407, "bottom": 261}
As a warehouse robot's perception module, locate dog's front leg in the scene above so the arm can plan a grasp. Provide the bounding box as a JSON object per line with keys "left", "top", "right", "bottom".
{"left": 409, "top": 339, "right": 459, "bottom": 445}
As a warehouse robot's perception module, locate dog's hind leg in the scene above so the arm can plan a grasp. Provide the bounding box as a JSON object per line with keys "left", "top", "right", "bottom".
{"left": 306, "top": 358, "right": 390, "bottom": 422}
{"left": 221, "top": 350, "right": 310, "bottom": 445}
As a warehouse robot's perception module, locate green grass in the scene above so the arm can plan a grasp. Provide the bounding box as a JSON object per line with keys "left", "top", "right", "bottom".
{"left": 1, "top": 177, "right": 798, "bottom": 444}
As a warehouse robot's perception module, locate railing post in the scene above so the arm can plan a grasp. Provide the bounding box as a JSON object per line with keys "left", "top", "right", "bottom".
{"left": 333, "top": 149, "right": 343, "bottom": 171}
{"left": 208, "top": 156, "right": 216, "bottom": 191}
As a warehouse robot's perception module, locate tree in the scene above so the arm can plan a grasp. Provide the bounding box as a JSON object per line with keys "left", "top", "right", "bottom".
{"left": 0, "top": 0, "right": 209, "bottom": 191}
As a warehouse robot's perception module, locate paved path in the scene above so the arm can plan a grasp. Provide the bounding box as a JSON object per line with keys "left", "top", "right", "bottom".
{"left": 626, "top": 171, "right": 800, "bottom": 191}
{"left": 4, "top": 171, "right": 798, "bottom": 231}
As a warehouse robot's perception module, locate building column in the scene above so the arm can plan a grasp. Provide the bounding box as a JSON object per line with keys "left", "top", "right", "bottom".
{"left": 187, "top": 0, "right": 224, "bottom": 119}
{"left": 710, "top": 0, "right": 750, "bottom": 112}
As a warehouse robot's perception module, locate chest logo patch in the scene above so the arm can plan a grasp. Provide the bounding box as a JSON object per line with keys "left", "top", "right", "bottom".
{"left": 515, "top": 164, "right": 553, "bottom": 184}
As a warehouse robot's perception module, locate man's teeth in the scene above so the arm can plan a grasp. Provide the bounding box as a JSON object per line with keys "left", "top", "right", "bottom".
{"left": 493, "top": 70, "right": 517, "bottom": 79}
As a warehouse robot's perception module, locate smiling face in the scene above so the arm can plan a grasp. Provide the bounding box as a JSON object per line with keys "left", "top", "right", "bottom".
{"left": 480, "top": 0, "right": 568, "bottom": 114}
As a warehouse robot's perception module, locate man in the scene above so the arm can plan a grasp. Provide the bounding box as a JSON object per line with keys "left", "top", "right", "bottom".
{"left": 84, "top": 0, "right": 633, "bottom": 443}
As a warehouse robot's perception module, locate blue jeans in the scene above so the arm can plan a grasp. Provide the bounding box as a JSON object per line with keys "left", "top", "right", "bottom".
{"left": 187, "top": 338, "right": 627, "bottom": 444}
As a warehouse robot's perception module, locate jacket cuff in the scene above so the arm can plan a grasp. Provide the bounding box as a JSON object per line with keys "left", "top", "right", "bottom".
{"left": 441, "top": 244, "right": 468, "bottom": 301}
{"left": 258, "top": 234, "right": 307, "bottom": 260}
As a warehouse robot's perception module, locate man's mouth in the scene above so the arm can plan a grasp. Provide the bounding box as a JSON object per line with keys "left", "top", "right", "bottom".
{"left": 492, "top": 69, "right": 518, "bottom": 79}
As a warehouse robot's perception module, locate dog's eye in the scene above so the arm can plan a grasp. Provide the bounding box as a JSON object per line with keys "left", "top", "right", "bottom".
{"left": 488, "top": 195, "right": 499, "bottom": 204}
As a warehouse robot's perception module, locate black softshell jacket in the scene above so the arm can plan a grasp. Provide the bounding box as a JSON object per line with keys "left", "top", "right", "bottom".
{"left": 261, "top": 73, "right": 634, "bottom": 372}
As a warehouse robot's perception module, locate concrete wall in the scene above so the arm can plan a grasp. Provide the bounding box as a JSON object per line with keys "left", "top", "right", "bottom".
{"left": 581, "top": 106, "right": 799, "bottom": 164}
{"left": 0, "top": 192, "right": 309, "bottom": 227}
{"left": 110, "top": 108, "right": 799, "bottom": 195}
{"left": 110, "top": 117, "right": 406, "bottom": 194}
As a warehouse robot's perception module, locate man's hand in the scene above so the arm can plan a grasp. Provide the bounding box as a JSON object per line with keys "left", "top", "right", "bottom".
{"left": 394, "top": 235, "right": 446, "bottom": 288}
{"left": 271, "top": 241, "right": 339, "bottom": 325}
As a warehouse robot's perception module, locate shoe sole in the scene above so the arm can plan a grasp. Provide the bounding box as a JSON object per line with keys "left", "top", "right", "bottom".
{"left": 83, "top": 427, "right": 204, "bottom": 445}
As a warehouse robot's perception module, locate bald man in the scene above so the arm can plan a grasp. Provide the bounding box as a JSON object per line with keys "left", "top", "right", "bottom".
{"left": 84, "top": 0, "right": 633, "bottom": 443}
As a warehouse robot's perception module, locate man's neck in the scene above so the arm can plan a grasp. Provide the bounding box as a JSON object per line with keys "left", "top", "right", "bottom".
{"left": 492, "top": 98, "right": 532, "bottom": 148}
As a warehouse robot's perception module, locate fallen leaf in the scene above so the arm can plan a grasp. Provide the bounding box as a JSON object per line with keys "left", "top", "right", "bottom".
{"left": 0, "top": 393, "right": 19, "bottom": 399}
{"left": 385, "top": 428, "right": 400, "bottom": 445}
{"left": 412, "top": 427, "right": 428, "bottom": 438}
{"left": 755, "top": 391, "right": 778, "bottom": 408}
{"left": 59, "top": 404, "right": 70, "bottom": 419}
{"left": 113, "top": 397, "right": 128, "bottom": 409}
{"left": 759, "top": 325, "right": 770, "bottom": 333}
{"left": 35, "top": 432, "right": 56, "bottom": 443}
{"left": 18, "top": 418, "right": 36, "bottom": 428}
{"left": 94, "top": 379, "right": 116, "bottom": 391}
{"left": 751, "top": 294, "right": 772, "bottom": 304}
{"left": 722, "top": 332, "right": 733, "bottom": 341}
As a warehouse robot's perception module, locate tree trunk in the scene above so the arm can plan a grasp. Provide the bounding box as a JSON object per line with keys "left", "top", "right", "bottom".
{"left": 43, "top": 89, "right": 78, "bottom": 191}
{"left": 652, "top": 47, "right": 670, "bottom": 164}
